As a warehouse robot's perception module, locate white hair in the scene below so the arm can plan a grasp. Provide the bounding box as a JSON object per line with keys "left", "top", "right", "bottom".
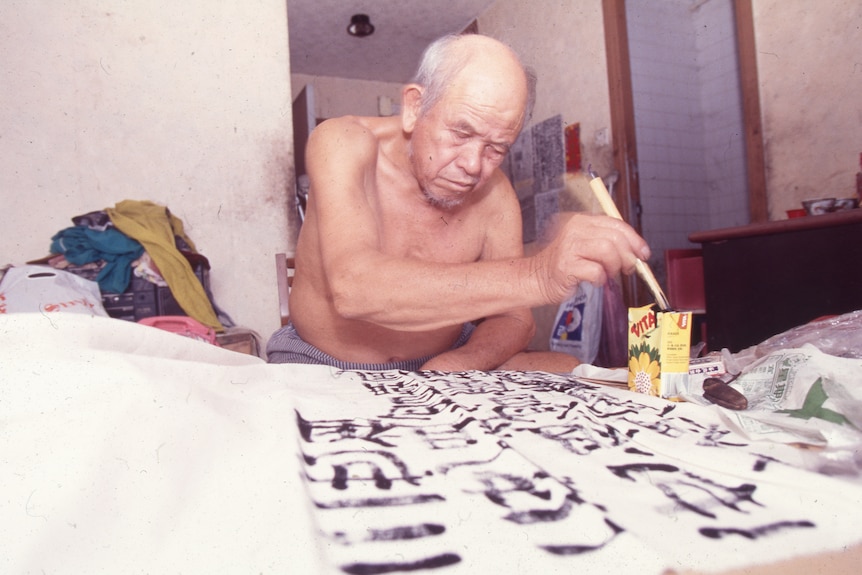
{"left": 412, "top": 34, "right": 536, "bottom": 121}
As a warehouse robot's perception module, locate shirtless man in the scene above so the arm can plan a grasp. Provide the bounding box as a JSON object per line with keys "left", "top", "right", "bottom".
{"left": 267, "top": 34, "right": 650, "bottom": 372}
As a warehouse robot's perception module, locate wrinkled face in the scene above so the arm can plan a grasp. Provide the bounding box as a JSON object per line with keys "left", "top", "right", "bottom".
{"left": 406, "top": 74, "right": 526, "bottom": 210}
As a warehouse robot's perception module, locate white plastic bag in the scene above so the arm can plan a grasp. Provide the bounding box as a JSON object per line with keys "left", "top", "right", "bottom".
{"left": 683, "top": 345, "right": 862, "bottom": 475}
{"left": 0, "top": 265, "right": 108, "bottom": 317}
{"left": 549, "top": 281, "right": 603, "bottom": 364}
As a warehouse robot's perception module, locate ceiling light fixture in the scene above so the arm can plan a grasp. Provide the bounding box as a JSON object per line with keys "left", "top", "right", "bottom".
{"left": 347, "top": 14, "right": 375, "bottom": 38}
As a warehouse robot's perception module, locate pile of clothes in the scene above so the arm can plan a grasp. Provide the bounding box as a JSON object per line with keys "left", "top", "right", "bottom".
{"left": 43, "top": 200, "right": 225, "bottom": 331}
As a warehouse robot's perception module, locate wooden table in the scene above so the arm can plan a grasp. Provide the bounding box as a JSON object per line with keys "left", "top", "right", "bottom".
{"left": 689, "top": 209, "right": 862, "bottom": 352}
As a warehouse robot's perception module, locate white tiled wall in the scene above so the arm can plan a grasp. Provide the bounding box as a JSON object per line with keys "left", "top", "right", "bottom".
{"left": 696, "top": 0, "right": 748, "bottom": 229}
{"left": 626, "top": 0, "right": 747, "bottom": 280}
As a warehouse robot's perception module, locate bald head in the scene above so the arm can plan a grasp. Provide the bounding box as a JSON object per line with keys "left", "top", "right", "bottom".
{"left": 412, "top": 34, "right": 536, "bottom": 122}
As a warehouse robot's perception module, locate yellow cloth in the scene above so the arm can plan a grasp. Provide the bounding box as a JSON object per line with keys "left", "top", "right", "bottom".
{"left": 106, "top": 200, "right": 223, "bottom": 331}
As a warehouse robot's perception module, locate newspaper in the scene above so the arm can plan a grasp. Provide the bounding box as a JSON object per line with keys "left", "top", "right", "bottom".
{"left": 683, "top": 344, "right": 862, "bottom": 476}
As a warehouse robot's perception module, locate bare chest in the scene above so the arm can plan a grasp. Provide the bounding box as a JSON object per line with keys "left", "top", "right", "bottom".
{"left": 375, "top": 202, "right": 487, "bottom": 264}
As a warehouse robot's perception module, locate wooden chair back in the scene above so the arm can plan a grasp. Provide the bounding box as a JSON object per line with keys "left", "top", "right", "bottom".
{"left": 275, "top": 253, "right": 295, "bottom": 326}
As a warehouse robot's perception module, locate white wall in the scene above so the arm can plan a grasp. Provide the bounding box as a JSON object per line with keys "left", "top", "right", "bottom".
{"left": 697, "top": 0, "right": 748, "bottom": 229}
{"left": 3, "top": 0, "right": 857, "bottom": 351}
{"left": 291, "top": 73, "right": 403, "bottom": 119}
{"left": 753, "top": 0, "right": 862, "bottom": 216}
{"left": 481, "top": 0, "right": 861, "bottom": 225}
{"left": 627, "top": 0, "right": 747, "bottom": 266}
{"left": 479, "top": 0, "right": 615, "bottom": 182}
{"left": 0, "top": 0, "right": 294, "bottom": 341}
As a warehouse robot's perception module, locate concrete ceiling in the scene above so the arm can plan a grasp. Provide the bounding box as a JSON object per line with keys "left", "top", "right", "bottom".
{"left": 286, "top": 0, "right": 496, "bottom": 84}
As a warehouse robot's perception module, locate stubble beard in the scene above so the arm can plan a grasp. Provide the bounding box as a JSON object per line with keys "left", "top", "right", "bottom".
{"left": 408, "top": 140, "right": 468, "bottom": 211}
{"left": 422, "top": 188, "right": 466, "bottom": 211}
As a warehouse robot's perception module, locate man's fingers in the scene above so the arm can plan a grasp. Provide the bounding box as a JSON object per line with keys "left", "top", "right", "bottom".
{"left": 573, "top": 215, "right": 652, "bottom": 270}
{"left": 581, "top": 214, "right": 652, "bottom": 262}
{"left": 538, "top": 213, "right": 654, "bottom": 304}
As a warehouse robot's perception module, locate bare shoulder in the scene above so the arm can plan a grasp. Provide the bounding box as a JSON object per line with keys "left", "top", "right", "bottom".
{"left": 481, "top": 168, "right": 522, "bottom": 219}
{"left": 306, "top": 116, "right": 400, "bottom": 193}
{"left": 308, "top": 115, "right": 393, "bottom": 157}
{"left": 312, "top": 115, "right": 373, "bottom": 137}
{"left": 308, "top": 116, "right": 373, "bottom": 156}
{"left": 477, "top": 168, "right": 525, "bottom": 259}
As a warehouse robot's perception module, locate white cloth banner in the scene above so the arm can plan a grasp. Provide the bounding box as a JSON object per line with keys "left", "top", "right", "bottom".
{"left": 2, "top": 313, "right": 861, "bottom": 574}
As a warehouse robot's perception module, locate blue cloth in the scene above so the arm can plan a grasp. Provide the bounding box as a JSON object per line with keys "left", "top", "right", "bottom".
{"left": 266, "top": 322, "right": 475, "bottom": 371}
{"left": 50, "top": 226, "right": 145, "bottom": 294}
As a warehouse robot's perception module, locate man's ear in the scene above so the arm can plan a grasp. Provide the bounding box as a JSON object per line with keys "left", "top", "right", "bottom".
{"left": 401, "top": 84, "right": 423, "bottom": 134}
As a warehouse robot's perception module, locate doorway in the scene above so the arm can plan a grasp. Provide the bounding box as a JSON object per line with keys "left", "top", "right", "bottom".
{"left": 602, "top": 0, "right": 766, "bottom": 306}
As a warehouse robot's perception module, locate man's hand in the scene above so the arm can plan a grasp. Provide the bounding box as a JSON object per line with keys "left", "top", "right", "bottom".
{"left": 419, "top": 346, "right": 478, "bottom": 372}
{"left": 420, "top": 311, "right": 535, "bottom": 372}
{"left": 421, "top": 347, "right": 581, "bottom": 373}
{"left": 534, "top": 212, "right": 651, "bottom": 303}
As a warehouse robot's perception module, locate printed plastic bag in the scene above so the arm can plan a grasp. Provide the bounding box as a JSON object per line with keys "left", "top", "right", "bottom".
{"left": 595, "top": 277, "right": 628, "bottom": 368}
{"left": 685, "top": 345, "right": 862, "bottom": 475}
{"left": 0, "top": 265, "right": 108, "bottom": 317}
{"left": 549, "top": 281, "right": 603, "bottom": 364}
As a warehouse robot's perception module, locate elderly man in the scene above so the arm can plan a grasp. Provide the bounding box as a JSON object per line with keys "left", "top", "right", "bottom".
{"left": 267, "top": 34, "right": 649, "bottom": 372}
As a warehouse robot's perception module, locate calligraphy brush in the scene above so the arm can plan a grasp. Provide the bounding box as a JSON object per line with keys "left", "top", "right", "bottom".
{"left": 580, "top": 165, "right": 672, "bottom": 311}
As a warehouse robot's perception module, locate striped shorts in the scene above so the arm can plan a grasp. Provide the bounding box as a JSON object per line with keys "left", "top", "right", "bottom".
{"left": 266, "top": 322, "right": 475, "bottom": 371}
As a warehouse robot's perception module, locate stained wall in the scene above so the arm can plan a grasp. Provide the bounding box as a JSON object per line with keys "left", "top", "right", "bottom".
{"left": 1, "top": 0, "right": 294, "bottom": 340}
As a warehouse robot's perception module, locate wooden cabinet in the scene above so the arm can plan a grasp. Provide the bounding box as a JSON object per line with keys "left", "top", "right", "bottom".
{"left": 689, "top": 210, "right": 862, "bottom": 352}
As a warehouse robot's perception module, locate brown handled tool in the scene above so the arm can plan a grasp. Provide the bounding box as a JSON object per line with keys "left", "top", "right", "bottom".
{"left": 586, "top": 166, "right": 671, "bottom": 311}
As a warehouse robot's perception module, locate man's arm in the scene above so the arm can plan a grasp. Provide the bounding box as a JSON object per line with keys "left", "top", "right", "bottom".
{"left": 420, "top": 176, "right": 537, "bottom": 371}
{"left": 306, "top": 117, "right": 538, "bottom": 332}
{"left": 307, "top": 117, "right": 649, "bottom": 332}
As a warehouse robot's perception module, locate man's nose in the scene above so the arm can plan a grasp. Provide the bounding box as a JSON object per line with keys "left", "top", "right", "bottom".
{"left": 456, "top": 142, "right": 483, "bottom": 177}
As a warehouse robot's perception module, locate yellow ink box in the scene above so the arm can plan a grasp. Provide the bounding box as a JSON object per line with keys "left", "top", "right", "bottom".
{"left": 628, "top": 304, "right": 692, "bottom": 399}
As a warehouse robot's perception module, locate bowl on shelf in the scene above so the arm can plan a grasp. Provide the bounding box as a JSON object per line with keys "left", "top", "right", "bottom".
{"left": 802, "top": 198, "right": 836, "bottom": 216}
{"left": 833, "top": 198, "right": 860, "bottom": 211}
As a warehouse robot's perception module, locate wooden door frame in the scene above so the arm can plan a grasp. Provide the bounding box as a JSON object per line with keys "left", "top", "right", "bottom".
{"left": 601, "top": 0, "right": 646, "bottom": 307}
{"left": 733, "top": 0, "right": 768, "bottom": 223}
{"left": 601, "top": 0, "right": 768, "bottom": 305}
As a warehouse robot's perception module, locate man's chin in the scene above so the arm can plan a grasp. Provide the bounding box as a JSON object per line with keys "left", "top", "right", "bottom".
{"left": 422, "top": 189, "right": 466, "bottom": 211}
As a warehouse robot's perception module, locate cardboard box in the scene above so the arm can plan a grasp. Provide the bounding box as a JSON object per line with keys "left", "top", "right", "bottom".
{"left": 628, "top": 304, "right": 692, "bottom": 398}
{"left": 216, "top": 328, "right": 262, "bottom": 357}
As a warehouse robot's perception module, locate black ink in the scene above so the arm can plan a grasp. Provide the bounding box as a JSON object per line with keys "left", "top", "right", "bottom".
{"left": 330, "top": 464, "right": 392, "bottom": 491}
{"left": 700, "top": 520, "right": 815, "bottom": 540}
{"left": 314, "top": 493, "right": 445, "bottom": 509}
{"left": 658, "top": 483, "right": 719, "bottom": 519}
{"left": 341, "top": 552, "right": 461, "bottom": 574}
{"left": 369, "top": 523, "right": 446, "bottom": 541}
{"left": 298, "top": 412, "right": 399, "bottom": 447}
{"left": 541, "top": 542, "right": 602, "bottom": 556}
{"left": 415, "top": 424, "right": 478, "bottom": 449}
{"left": 304, "top": 449, "right": 422, "bottom": 490}
{"left": 503, "top": 494, "right": 578, "bottom": 524}
{"left": 751, "top": 453, "right": 782, "bottom": 473}
{"left": 532, "top": 423, "right": 623, "bottom": 455}
{"left": 471, "top": 470, "right": 583, "bottom": 525}
{"left": 542, "top": 518, "right": 624, "bottom": 555}
{"left": 332, "top": 523, "right": 446, "bottom": 544}
{"left": 608, "top": 462, "right": 680, "bottom": 480}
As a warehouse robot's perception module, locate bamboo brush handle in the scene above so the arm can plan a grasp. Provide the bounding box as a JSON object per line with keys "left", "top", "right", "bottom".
{"left": 587, "top": 174, "right": 672, "bottom": 311}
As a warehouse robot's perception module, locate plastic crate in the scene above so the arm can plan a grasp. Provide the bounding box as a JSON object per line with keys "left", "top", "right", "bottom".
{"left": 101, "top": 254, "right": 209, "bottom": 322}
